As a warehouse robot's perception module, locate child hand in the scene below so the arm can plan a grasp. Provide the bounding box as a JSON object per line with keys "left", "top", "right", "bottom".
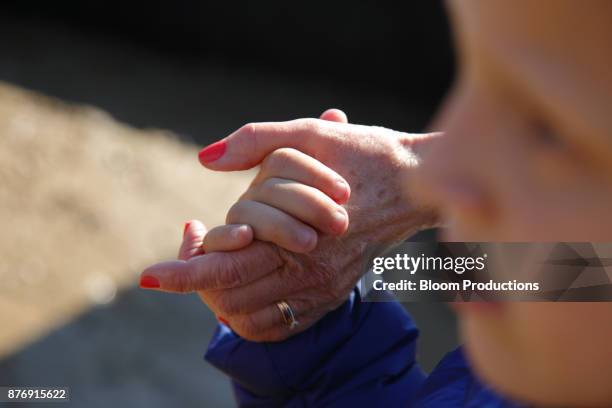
{"left": 174, "top": 220, "right": 254, "bottom": 327}
{"left": 177, "top": 220, "right": 254, "bottom": 261}
{"left": 140, "top": 110, "right": 436, "bottom": 341}
{"left": 223, "top": 147, "right": 350, "bottom": 254}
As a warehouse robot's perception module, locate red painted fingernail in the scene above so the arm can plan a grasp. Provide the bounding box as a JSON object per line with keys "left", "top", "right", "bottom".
{"left": 198, "top": 140, "right": 227, "bottom": 163}
{"left": 217, "top": 316, "right": 230, "bottom": 326}
{"left": 140, "top": 275, "right": 160, "bottom": 289}
{"left": 183, "top": 222, "right": 191, "bottom": 237}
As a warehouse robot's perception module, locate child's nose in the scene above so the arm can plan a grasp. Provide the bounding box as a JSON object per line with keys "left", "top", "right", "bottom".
{"left": 409, "top": 128, "right": 493, "bottom": 236}
{"left": 413, "top": 80, "right": 500, "bottom": 230}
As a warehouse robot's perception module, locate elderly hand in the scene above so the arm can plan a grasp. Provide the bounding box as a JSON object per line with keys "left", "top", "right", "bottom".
{"left": 140, "top": 110, "right": 440, "bottom": 341}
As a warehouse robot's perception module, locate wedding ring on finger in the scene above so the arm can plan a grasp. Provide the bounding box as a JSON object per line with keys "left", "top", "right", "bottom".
{"left": 276, "top": 301, "right": 300, "bottom": 330}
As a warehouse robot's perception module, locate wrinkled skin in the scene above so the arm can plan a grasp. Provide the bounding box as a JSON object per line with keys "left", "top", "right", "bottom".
{"left": 143, "top": 113, "right": 438, "bottom": 341}
{"left": 141, "top": 0, "right": 612, "bottom": 405}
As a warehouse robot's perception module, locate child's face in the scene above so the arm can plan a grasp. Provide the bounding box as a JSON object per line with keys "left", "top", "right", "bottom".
{"left": 415, "top": 0, "right": 612, "bottom": 405}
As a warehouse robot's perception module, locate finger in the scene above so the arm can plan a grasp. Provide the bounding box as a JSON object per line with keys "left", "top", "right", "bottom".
{"left": 198, "top": 118, "right": 336, "bottom": 171}
{"left": 202, "top": 267, "right": 292, "bottom": 316}
{"left": 206, "top": 264, "right": 345, "bottom": 316}
{"left": 231, "top": 303, "right": 330, "bottom": 342}
{"left": 202, "top": 224, "right": 254, "bottom": 253}
{"left": 319, "top": 108, "right": 348, "bottom": 123}
{"left": 242, "top": 177, "right": 348, "bottom": 236}
{"left": 140, "top": 241, "right": 282, "bottom": 293}
{"left": 254, "top": 147, "right": 350, "bottom": 204}
{"left": 226, "top": 200, "right": 318, "bottom": 253}
{"left": 178, "top": 220, "right": 207, "bottom": 261}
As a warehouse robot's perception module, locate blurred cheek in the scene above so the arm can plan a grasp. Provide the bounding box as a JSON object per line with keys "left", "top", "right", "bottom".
{"left": 414, "top": 82, "right": 612, "bottom": 241}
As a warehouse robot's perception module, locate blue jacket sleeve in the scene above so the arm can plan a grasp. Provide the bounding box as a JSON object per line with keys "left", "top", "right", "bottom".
{"left": 204, "top": 289, "right": 425, "bottom": 407}
{"left": 412, "top": 348, "right": 523, "bottom": 408}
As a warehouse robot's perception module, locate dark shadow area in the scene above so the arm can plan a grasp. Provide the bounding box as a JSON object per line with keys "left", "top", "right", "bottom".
{"left": 1, "top": 1, "right": 453, "bottom": 110}
{"left": 0, "top": 287, "right": 234, "bottom": 407}
{"left": 0, "top": 13, "right": 425, "bottom": 144}
{"left": 0, "top": 2, "right": 453, "bottom": 143}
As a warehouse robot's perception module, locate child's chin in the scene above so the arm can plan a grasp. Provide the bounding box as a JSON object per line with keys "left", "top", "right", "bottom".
{"left": 460, "top": 314, "right": 562, "bottom": 407}
{"left": 459, "top": 314, "right": 529, "bottom": 401}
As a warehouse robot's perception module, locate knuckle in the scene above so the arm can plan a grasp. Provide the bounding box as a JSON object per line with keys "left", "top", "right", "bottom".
{"left": 274, "top": 147, "right": 299, "bottom": 158}
{"left": 297, "top": 118, "right": 320, "bottom": 134}
{"left": 257, "top": 177, "right": 278, "bottom": 197}
{"left": 239, "top": 122, "right": 258, "bottom": 138}
{"left": 217, "top": 260, "right": 244, "bottom": 289}
{"left": 276, "top": 255, "right": 310, "bottom": 287}
{"left": 205, "top": 253, "right": 244, "bottom": 289}
{"left": 237, "top": 123, "right": 260, "bottom": 166}
{"left": 174, "top": 269, "right": 195, "bottom": 292}
{"left": 262, "top": 148, "right": 294, "bottom": 172}
{"left": 225, "top": 201, "right": 246, "bottom": 224}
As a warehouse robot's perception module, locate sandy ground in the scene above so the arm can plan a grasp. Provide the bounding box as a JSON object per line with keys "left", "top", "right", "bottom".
{"left": 0, "top": 82, "right": 251, "bottom": 406}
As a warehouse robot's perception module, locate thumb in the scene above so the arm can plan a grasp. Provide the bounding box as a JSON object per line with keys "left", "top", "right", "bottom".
{"left": 319, "top": 108, "right": 348, "bottom": 123}
{"left": 178, "top": 220, "right": 207, "bottom": 261}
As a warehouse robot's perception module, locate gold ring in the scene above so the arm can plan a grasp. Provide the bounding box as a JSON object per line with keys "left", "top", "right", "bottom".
{"left": 276, "top": 301, "right": 299, "bottom": 330}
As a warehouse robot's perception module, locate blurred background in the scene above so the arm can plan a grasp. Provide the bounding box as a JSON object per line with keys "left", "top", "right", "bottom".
{"left": 0, "top": 2, "right": 456, "bottom": 406}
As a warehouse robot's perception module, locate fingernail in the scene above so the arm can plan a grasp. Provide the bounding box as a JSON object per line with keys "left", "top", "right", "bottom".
{"left": 298, "top": 229, "right": 316, "bottom": 250}
{"left": 198, "top": 140, "right": 227, "bottom": 163}
{"left": 183, "top": 222, "right": 191, "bottom": 237}
{"left": 230, "top": 225, "right": 247, "bottom": 240}
{"left": 334, "top": 180, "right": 350, "bottom": 203}
{"left": 140, "top": 275, "right": 160, "bottom": 289}
{"left": 331, "top": 208, "right": 348, "bottom": 233}
{"left": 217, "top": 316, "right": 230, "bottom": 326}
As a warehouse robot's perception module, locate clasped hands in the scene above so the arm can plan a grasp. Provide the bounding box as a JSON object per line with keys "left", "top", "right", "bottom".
{"left": 141, "top": 109, "right": 439, "bottom": 342}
